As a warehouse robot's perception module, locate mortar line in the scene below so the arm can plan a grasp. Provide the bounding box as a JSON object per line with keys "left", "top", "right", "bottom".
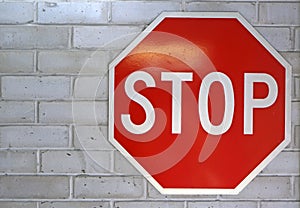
{"left": 33, "top": 50, "right": 38, "bottom": 73}
{"left": 110, "top": 150, "right": 115, "bottom": 173}
{"left": 68, "top": 125, "right": 74, "bottom": 148}
{"left": 69, "top": 176, "right": 74, "bottom": 199}
{"left": 34, "top": 100, "right": 39, "bottom": 123}
{"left": 110, "top": 200, "right": 114, "bottom": 208}
{"left": 184, "top": 200, "right": 188, "bottom": 208}
{"left": 36, "top": 149, "right": 41, "bottom": 173}
{"left": 255, "top": 0, "right": 259, "bottom": 24}
{"left": 108, "top": 1, "right": 112, "bottom": 23}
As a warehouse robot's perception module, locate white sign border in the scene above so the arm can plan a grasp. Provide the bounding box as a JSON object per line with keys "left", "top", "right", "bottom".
{"left": 108, "top": 12, "right": 292, "bottom": 195}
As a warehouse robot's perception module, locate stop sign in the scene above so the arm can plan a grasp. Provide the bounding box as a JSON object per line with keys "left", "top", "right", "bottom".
{"left": 109, "top": 12, "right": 291, "bottom": 194}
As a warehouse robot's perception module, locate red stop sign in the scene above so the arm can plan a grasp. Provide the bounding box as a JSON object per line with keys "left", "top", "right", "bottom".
{"left": 109, "top": 12, "right": 291, "bottom": 194}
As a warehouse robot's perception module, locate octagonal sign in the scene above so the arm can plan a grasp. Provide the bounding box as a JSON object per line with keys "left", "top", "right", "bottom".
{"left": 109, "top": 12, "right": 291, "bottom": 195}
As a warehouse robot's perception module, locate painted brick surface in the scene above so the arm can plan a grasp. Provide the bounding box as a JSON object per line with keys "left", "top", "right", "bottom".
{"left": 38, "top": 50, "right": 111, "bottom": 74}
{"left": 261, "top": 151, "right": 300, "bottom": 175}
{"left": 188, "top": 201, "right": 258, "bottom": 208}
{"left": 111, "top": 1, "right": 181, "bottom": 24}
{"left": 259, "top": 3, "right": 300, "bottom": 25}
{"left": 260, "top": 202, "right": 300, "bottom": 208}
{"left": 294, "top": 177, "right": 299, "bottom": 199}
{"left": 37, "top": 2, "right": 109, "bottom": 24}
{"left": 74, "top": 76, "right": 108, "bottom": 100}
{"left": 256, "top": 27, "right": 292, "bottom": 51}
{"left": 0, "top": 51, "right": 34, "bottom": 73}
{"left": 39, "top": 101, "right": 107, "bottom": 124}
{"left": 0, "top": 176, "right": 69, "bottom": 199}
{"left": 115, "top": 201, "right": 185, "bottom": 208}
{"left": 39, "top": 201, "right": 110, "bottom": 208}
{"left": 73, "top": 26, "right": 143, "bottom": 49}
{"left": 73, "top": 125, "right": 113, "bottom": 150}
{"left": 74, "top": 176, "right": 144, "bottom": 198}
{"left": 186, "top": 2, "right": 256, "bottom": 23}
{"left": 41, "top": 150, "right": 111, "bottom": 173}
{"left": 1, "top": 76, "right": 71, "bottom": 100}
{"left": 147, "top": 183, "right": 217, "bottom": 199}
{"left": 0, "top": 2, "right": 34, "bottom": 24}
{"left": 294, "top": 76, "right": 300, "bottom": 99}
{"left": 0, "top": 26, "right": 70, "bottom": 49}
{"left": 0, "top": 202, "right": 36, "bottom": 208}
{"left": 0, "top": 0, "right": 298, "bottom": 207}
{"left": 222, "top": 177, "right": 293, "bottom": 199}
{"left": 292, "top": 102, "right": 300, "bottom": 125}
{"left": 114, "top": 151, "right": 140, "bottom": 175}
{"left": 0, "top": 126, "right": 69, "bottom": 148}
{"left": 295, "top": 28, "right": 300, "bottom": 51}
{"left": 281, "top": 52, "right": 300, "bottom": 74}
{"left": 294, "top": 125, "right": 300, "bottom": 148}
{"left": 0, "top": 101, "right": 34, "bottom": 123}
{"left": 0, "top": 150, "right": 36, "bottom": 173}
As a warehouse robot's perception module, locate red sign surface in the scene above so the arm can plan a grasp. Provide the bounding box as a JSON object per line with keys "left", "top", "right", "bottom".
{"left": 109, "top": 12, "right": 291, "bottom": 194}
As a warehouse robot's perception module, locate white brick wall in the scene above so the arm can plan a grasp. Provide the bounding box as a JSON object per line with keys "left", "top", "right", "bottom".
{"left": 37, "top": 2, "right": 109, "bottom": 24}
{"left": 0, "top": 176, "right": 69, "bottom": 199}
{"left": 0, "top": 51, "right": 34, "bottom": 73}
{"left": 0, "top": 0, "right": 299, "bottom": 207}
{"left": 0, "top": 26, "right": 71, "bottom": 49}
{"left": 73, "top": 26, "right": 143, "bottom": 49}
{"left": 0, "top": 126, "right": 69, "bottom": 148}
{"left": 185, "top": 2, "right": 257, "bottom": 23}
{"left": 38, "top": 50, "right": 111, "bottom": 74}
{"left": 1, "top": 76, "right": 71, "bottom": 100}
{"left": 0, "top": 2, "right": 34, "bottom": 24}
{"left": 74, "top": 176, "right": 144, "bottom": 198}
{"left": 0, "top": 101, "right": 35, "bottom": 123}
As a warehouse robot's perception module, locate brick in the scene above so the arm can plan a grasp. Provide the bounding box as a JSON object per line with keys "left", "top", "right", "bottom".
{"left": 295, "top": 28, "right": 300, "bottom": 51}
{"left": 0, "top": 2, "right": 34, "bottom": 24}
{"left": 38, "top": 50, "right": 111, "bottom": 74}
{"left": 294, "top": 125, "right": 300, "bottom": 148}
{"left": 294, "top": 76, "right": 300, "bottom": 99}
{"left": 186, "top": 2, "right": 256, "bottom": 23}
{"left": 74, "top": 126, "right": 114, "bottom": 150}
{"left": 256, "top": 27, "right": 292, "bottom": 51}
{"left": 0, "top": 126, "right": 68, "bottom": 148}
{"left": 0, "top": 202, "right": 36, "bottom": 208}
{"left": 294, "top": 177, "right": 299, "bottom": 200}
{"left": 74, "top": 176, "right": 144, "bottom": 198}
{"left": 74, "top": 76, "right": 108, "bottom": 100}
{"left": 147, "top": 182, "right": 216, "bottom": 199}
{"left": 41, "top": 150, "right": 111, "bottom": 173}
{"left": 114, "top": 151, "right": 140, "bottom": 175}
{"left": 0, "top": 26, "right": 70, "bottom": 49}
{"left": 257, "top": 0, "right": 300, "bottom": 1}
{"left": 39, "top": 101, "right": 107, "bottom": 125}
{"left": 259, "top": 3, "right": 300, "bottom": 25}
{"left": 111, "top": 1, "right": 181, "bottom": 24}
{"left": 73, "top": 26, "right": 143, "bottom": 49}
{"left": 261, "top": 151, "right": 300, "bottom": 175}
{"left": 0, "top": 150, "right": 36, "bottom": 173}
{"left": 39, "top": 201, "right": 110, "bottom": 208}
{"left": 292, "top": 102, "right": 300, "bottom": 125}
{"left": 188, "top": 201, "right": 257, "bottom": 208}
{"left": 37, "top": 2, "right": 108, "bottom": 24}
{"left": 115, "top": 201, "right": 184, "bottom": 208}
{"left": 0, "top": 51, "right": 34, "bottom": 73}
{"left": 222, "top": 177, "right": 292, "bottom": 199}
{"left": 281, "top": 52, "right": 300, "bottom": 74}
{"left": 0, "top": 101, "right": 34, "bottom": 123}
{"left": 0, "top": 176, "right": 69, "bottom": 199}
{"left": 261, "top": 202, "right": 300, "bottom": 208}
{"left": 1, "top": 76, "right": 70, "bottom": 100}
